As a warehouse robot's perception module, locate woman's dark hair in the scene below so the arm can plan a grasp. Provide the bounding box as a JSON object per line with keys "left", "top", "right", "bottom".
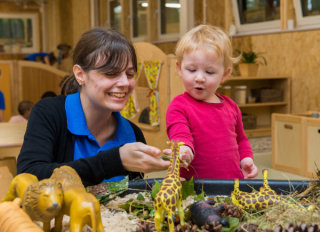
{"left": 60, "top": 27, "right": 137, "bottom": 95}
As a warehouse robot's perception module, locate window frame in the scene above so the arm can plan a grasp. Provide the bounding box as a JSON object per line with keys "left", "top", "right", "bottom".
{"left": 157, "top": 0, "right": 194, "bottom": 42}
{"left": 130, "top": 0, "right": 148, "bottom": 42}
{"left": 107, "top": 0, "right": 121, "bottom": 31}
{"left": 231, "top": 0, "right": 281, "bottom": 36}
{"left": 0, "top": 13, "right": 40, "bottom": 53}
{"left": 293, "top": 0, "right": 320, "bottom": 29}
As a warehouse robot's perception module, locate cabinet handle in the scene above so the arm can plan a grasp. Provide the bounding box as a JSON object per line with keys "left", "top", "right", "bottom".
{"left": 318, "top": 129, "right": 320, "bottom": 134}
{"left": 284, "top": 124, "right": 293, "bottom": 130}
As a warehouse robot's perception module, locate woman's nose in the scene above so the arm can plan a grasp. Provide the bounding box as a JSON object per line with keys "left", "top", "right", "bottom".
{"left": 117, "top": 73, "right": 129, "bottom": 86}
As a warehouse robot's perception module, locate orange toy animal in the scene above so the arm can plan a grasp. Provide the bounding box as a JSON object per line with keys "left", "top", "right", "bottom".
{"left": 0, "top": 198, "right": 44, "bottom": 232}
{"left": 50, "top": 165, "right": 104, "bottom": 232}
{"left": 1, "top": 173, "right": 63, "bottom": 232}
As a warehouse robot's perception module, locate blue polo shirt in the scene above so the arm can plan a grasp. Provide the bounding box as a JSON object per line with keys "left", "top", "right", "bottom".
{"left": 65, "top": 91, "right": 136, "bottom": 182}
{"left": 0, "top": 91, "right": 5, "bottom": 110}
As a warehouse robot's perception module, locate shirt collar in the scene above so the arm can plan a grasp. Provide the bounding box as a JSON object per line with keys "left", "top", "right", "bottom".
{"left": 65, "top": 91, "right": 90, "bottom": 135}
{"left": 66, "top": 91, "right": 135, "bottom": 145}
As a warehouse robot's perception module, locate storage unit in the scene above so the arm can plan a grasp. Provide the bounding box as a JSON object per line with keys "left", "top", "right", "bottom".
{"left": 272, "top": 113, "right": 320, "bottom": 178}
{"left": 219, "top": 76, "right": 291, "bottom": 137}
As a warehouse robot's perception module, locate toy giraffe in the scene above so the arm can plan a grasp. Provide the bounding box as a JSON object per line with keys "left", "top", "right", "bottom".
{"left": 154, "top": 140, "right": 185, "bottom": 232}
{"left": 231, "top": 169, "right": 281, "bottom": 210}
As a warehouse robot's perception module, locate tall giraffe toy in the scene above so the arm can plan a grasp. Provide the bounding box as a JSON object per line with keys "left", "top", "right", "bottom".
{"left": 154, "top": 140, "right": 185, "bottom": 232}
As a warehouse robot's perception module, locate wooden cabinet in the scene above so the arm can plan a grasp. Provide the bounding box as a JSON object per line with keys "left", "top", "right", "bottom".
{"left": 272, "top": 113, "right": 320, "bottom": 178}
{"left": 220, "top": 76, "right": 291, "bottom": 138}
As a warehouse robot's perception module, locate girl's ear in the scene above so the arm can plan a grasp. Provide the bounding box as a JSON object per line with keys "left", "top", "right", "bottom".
{"left": 221, "top": 67, "right": 232, "bottom": 83}
{"left": 73, "top": 65, "right": 85, "bottom": 85}
{"left": 176, "top": 61, "right": 182, "bottom": 76}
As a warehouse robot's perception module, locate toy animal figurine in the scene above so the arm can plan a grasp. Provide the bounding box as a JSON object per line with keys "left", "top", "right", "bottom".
{"left": 231, "top": 169, "right": 280, "bottom": 211}
{"left": 50, "top": 165, "right": 104, "bottom": 232}
{"left": 154, "top": 140, "right": 185, "bottom": 232}
{"left": 0, "top": 198, "right": 44, "bottom": 232}
{"left": 1, "top": 173, "right": 63, "bottom": 232}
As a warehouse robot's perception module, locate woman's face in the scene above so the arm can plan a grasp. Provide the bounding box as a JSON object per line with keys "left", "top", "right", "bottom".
{"left": 77, "top": 61, "right": 135, "bottom": 112}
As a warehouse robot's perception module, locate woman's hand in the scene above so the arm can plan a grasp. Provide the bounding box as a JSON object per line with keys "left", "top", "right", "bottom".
{"left": 120, "top": 142, "right": 170, "bottom": 173}
{"left": 240, "top": 157, "right": 258, "bottom": 179}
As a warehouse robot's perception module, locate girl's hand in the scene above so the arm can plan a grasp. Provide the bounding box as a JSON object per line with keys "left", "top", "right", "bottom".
{"left": 179, "top": 145, "right": 194, "bottom": 169}
{"left": 240, "top": 157, "right": 258, "bottom": 179}
{"left": 120, "top": 142, "right": 170, "bottom": 173}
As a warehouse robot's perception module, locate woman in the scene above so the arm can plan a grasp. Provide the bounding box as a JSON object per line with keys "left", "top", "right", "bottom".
{"left": 17, "top": 27, "right": 170, "bottom": 186}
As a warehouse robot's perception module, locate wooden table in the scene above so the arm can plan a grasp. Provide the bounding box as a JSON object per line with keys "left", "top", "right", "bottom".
{"left": 0, "top": 122, "right": 27, "bottom": 176}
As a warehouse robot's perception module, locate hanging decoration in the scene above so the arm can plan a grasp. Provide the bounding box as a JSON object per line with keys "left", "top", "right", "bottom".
{"left": 121, "top": 62, "right": 143, "bottom": 119}
{"left": 143, "top": 61, "right": 162, "bottom": 126}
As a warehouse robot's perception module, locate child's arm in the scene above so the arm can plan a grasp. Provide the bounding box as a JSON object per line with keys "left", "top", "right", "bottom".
{"left": 240, "top": 157, "right": 258, "bottom": 179}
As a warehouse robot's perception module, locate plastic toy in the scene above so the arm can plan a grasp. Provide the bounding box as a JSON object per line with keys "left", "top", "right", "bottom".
{"left": 1, "top": 173, "right": 63, "bottom": 232}
{"left": 50, "top": 165, "right": 104, "bottom": 232}
{"left": 231, "top": 169, "right": 280, "bottom": 210}
{"left": 154, "top": 141, "right": 185, "bottom": 232}
{"left": 0, "top": 198, "right": 44, "bottom": 232}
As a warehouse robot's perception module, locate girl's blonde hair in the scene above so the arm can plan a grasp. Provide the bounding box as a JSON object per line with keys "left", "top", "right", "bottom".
{"left": 175, "top": 25, "right": 239, "bottom": 71}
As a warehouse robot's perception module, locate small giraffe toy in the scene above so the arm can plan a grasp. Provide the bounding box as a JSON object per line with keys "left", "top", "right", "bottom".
{"left": 231, "top": 169, "right": 281, "bottom": 210}
{"left": 154, "top": 140, "right": 185, "bottom": 232}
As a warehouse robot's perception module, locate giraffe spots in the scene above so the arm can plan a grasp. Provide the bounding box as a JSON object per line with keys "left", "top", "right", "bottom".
{"left": 165, "top": 179, "right": 173, "bottom": 183}
{"left": 167, "top": 189, "right": 172, "bottom": 195}
{"left": 251, "top": 198, "right": 257, "bottom": 204}
{"left": 246, "top": 199, "right": 252, "bottom": 204}
{"left": 255, "top": 203, "right": 260, "bottom": 209}
{"left": 258, "top": 196, "right": 264, "bottom": 202}
{"left": 268, "top": 200, "right": 274, "bottom": 205}
{"left": 164, "top": 193, "right": 168, "bottom": 199}
{"left": 171, "top": 198, "right": 176, "bottom": 205}
{"left": 265, "top": 195, "right": 270, "bottom": 200}
{"left": 166, "top": 199, "right": 170, "bottom": 205}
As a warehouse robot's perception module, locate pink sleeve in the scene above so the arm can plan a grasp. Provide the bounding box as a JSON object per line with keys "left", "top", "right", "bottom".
{"left": 166, "top": 97, "right": 195, "bottom": 152}
{"left": 234, "top": 105, "right": 254, "bottom": 161}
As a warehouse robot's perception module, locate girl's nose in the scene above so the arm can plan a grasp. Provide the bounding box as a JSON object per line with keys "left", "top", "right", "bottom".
{"left": 195, "top": 72, "right": 205, "bottom": 82}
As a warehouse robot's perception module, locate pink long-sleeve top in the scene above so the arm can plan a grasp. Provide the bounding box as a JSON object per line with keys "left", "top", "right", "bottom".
{"left": 166, "top": 92, "right": 253, "bottom": 179}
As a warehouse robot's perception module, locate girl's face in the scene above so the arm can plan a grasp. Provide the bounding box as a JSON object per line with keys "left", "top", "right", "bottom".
{"left": 177, "top": 49, "right": 231, "bottom": 103}
{"left": 75, "top": 61, "right": 135, "bottom": 112}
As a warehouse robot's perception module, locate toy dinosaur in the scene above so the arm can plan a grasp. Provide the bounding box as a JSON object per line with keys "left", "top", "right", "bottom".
{"left": 50, "top": 165, "right": 104, "bottom": 232}
{"left": 154, "top": 140, "right": 185, "bottom": 232}
{"left": 1, "top": 173, "right": 63, "bottom": 232}
{"left": 231, "top": 169, "right": 281, "bottom": 210}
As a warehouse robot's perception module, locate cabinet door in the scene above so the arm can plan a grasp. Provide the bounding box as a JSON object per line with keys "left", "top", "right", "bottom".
{"left": 272, "top": 114, "right": 304, "bottom": 175}
{"left": 305, "top": 119, "right": 320, "bottom": 178}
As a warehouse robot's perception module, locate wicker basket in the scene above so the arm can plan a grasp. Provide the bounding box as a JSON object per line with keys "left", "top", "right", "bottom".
{"left": 251, "top": 88, "right": 283, "bottom": 103}
{"left": 242, "top": 114, "right": 257, "bottom": 130}
{"left": 260, "top": 88, "right": 283, "bottom": 102}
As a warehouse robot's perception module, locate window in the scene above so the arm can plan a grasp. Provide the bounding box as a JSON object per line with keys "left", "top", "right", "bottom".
{"left": 131, "top": 0, "right": 147, "bottom": 41}
{"left": 293, "top": 0, "right": 320, "bottom": 29}
{"left": 158, "top": 0, "right": 180, "bottom": 41}
{"left": 0, "top": 13, "right": 39, "bottom": 53}
{"left": 232, "top": 0, "right": 281, "bottom": 35}
{"left": 108, "top": 0, "right": 121, "bottom": 31}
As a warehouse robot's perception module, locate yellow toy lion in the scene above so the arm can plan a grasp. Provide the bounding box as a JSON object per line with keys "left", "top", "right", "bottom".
{"left": 1, "top": 173, "right": 63, "bottom": 232}
{"left": 50, "top": 165, "right": 105, "bottom": 232}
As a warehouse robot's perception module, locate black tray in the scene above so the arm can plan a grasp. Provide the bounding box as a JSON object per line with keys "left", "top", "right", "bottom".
{"left": 128, "top": 179, "right": 317, "bottom": 196}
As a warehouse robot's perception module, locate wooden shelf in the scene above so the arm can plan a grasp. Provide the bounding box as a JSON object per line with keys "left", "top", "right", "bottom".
{"left": 220, "top": 75, "right": 291, "bottom": 138}
{"left": 238, "top": 101, "right": 288, "bottom": 107}
{"left": 228, "top": 76, "right": 289, "bottom": 81}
